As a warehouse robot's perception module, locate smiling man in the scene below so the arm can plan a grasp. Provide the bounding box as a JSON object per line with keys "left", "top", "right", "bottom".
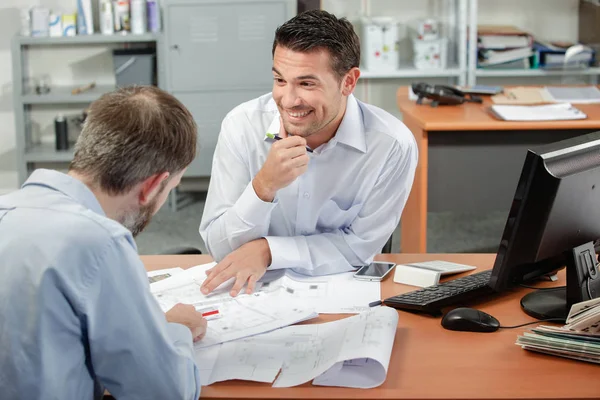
{"left": 199, "top": 10, "right": 418, "bottom": 296}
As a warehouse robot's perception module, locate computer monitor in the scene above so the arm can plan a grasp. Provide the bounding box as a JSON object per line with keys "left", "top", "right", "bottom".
{"left": 488, "top": 130, "right": 600, "bottom": 321}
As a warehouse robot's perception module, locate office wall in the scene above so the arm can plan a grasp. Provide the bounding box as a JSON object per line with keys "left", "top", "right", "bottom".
{"left": 0, "top": 0, "right": 583, "bottom": 194}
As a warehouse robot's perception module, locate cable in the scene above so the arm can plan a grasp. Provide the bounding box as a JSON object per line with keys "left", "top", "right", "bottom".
{"left": 586, "top": 276, "right": 593, "bottom": 300}
{"left": 518, "top": 283, "right": 565, "bottom": 290}
{"left": 500, "top": 318, "right": 565, "bottom": 329}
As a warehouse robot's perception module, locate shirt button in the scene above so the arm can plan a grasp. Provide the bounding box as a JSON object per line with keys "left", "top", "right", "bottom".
{"left": 303, "top": 192, "right": 310, "bottom": 198}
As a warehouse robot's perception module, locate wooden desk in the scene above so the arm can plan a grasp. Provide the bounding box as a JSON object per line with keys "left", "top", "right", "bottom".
{"left": 142, "top": 253, "right": 600, "bottom": 400}
{"left": 397, "top": 87, "right": 600, "bottom": 253}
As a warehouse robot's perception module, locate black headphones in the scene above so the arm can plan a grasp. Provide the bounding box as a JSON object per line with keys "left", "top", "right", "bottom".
{"left": 412, "top": 82, "right": 483, "bottom": 107}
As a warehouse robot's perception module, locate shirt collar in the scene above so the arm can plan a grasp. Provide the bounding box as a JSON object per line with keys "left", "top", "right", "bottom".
{"left": 263, "top": 94, "right": 367, "bottom": 153}
{"left": 22, "top": 169, "right": 106, "bottom": 217}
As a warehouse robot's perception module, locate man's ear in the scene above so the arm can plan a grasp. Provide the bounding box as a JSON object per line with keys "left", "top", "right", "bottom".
{"left": 341, "top": 67, "right": 360, "bottom": 96}
{"left": 139, "top": 172, "right": 170, "bottom": 206}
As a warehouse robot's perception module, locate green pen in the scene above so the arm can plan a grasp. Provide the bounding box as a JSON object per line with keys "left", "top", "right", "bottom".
{"left": 266, "top": 132, "right": 313, "bottom": 153}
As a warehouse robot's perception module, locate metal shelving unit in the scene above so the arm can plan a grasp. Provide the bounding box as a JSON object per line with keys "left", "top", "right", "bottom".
{"left": 475, "top": 67, "right": 600, "bottom": 78}
{"left": 16, "top": 33, "right": 160, "bottom": 46}
{"left": 359, "top": 0, "right": 469, "bottom": 86}
{"left": 11, "top": 34, "right": 162, "bottom": 184}
{"left": 466, "top": 0, "right": 600, "bottom": 86}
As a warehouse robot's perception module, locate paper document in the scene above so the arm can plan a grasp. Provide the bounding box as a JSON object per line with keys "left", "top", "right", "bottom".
{"left": 150, "top": 263, "right": 380, "bottom": 315}
{"left": 259, "top": 269, "right": 381, "bottom": 314}
{"left": 150, "top": 263, "right": 317, "bottom": 347}
{"left": 544, "top": 86, "right": 600, "bottom": 104}
{"left": 196, "top": 293, "right": 317, "bottom": 348}
{"left": 194, "top": 306, "right": 399, "bottom": 388}
{"left": 490, "top": 103, "right": 587, "bottom": 121}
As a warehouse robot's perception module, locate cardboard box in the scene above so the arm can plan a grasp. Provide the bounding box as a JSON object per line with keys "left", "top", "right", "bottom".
{"left": 361, "top": 17, "right": 399, "bottom": 71}
{"left": 579, "top": 0, "right": 600, "bottom": 65}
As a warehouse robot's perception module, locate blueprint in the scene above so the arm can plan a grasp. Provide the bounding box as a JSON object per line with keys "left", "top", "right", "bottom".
{"left": 150, "top": 262, "right": 380, "bottom": 314}
{"left": 194, "top": 306, "right": 399, "bottom": 388}
{"left": 150, "top": 263, "right": 317, "bottom": 347}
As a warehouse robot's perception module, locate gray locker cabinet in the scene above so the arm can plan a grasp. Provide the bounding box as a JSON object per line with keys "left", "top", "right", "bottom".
{"left": 162, "top": 0, "right": 296, "bottom": 177}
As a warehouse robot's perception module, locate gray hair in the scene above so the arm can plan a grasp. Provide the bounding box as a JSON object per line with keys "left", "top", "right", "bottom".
{"left": 69, "top": 86, "right": 197, "bottom": 195}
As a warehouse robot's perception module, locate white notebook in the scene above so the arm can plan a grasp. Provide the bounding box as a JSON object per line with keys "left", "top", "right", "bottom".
{"left": 490, "top": 103, "right": 587, "bottom": 121}
{"left": 544, "top": 86, "right": 600, "bottom": 104}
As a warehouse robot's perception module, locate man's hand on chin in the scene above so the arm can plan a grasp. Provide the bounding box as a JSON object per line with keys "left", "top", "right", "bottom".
{"left": 201, "top": 238, "right": 272, "bottom": 297}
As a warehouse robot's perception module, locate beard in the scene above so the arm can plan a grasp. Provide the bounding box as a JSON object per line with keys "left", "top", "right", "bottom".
{"left": 120, "top": 197, "right": 158, "bottom": 237}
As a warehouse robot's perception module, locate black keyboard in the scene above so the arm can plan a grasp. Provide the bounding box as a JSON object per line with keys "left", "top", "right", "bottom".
{"left": 383, "top": 270, "right": 494, "bottom": 314}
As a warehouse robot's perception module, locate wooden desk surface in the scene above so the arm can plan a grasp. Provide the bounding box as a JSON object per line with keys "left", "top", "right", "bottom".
{"left": 396, "top": 86, "right": 600, "bottom": 132}
{"left": 141, "top": 253, "right": 600, "bottom": 400}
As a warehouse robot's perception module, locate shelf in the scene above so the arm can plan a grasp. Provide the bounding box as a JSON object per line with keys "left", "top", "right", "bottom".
{"left": 21, "top": 85, "right": 115, "bottom": 105}
{"left": 361, "top": 65, "right": 463, "bottom": 79}
{"left": 476, "top": 67, "right": 600, "bottom": 77}
{"left": 16, "top": 33, "right": 160, "bottom": 46}
{"left": 24, "top": 144, "right": 74, "bottom": 162}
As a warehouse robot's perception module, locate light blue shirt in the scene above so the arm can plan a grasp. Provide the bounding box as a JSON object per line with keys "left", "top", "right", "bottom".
{"left": 0, "top": 170, "right": 201, "bottom": 400}
{"left": 200, "top": 93, "right": 418, "bottom": 275}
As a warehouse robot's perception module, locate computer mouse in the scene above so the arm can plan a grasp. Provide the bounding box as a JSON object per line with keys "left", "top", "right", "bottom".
{"left": 441, "top": 307, "right": 500, "bottom": 333}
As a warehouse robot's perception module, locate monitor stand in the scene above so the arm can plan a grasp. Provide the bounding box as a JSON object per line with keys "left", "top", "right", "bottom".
{"left": 520, "top": 241, "right": 600, "bottom": 322}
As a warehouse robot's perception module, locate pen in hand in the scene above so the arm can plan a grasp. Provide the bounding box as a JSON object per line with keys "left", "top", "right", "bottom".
{"left": 266, "top": 132, "right": 313, "bottom": 153}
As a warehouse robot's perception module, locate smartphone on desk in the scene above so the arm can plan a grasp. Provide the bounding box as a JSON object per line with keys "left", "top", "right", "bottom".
{"left": 353, "top": 261, "right": 396, "bottom": 281}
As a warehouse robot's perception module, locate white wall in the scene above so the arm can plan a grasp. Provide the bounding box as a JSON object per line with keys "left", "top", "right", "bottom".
{"left": 0, "top": 0, "right": 584, "bottom": 193}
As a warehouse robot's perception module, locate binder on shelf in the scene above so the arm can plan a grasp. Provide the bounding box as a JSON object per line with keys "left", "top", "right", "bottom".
{"left": 533, "top": 41, "right": 595, "bottom": 69}
{"left": 477, "top": 25, "right": 533, "bottom": 69}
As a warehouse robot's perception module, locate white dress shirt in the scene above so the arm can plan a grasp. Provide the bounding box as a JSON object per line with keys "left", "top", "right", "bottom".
{"left": 200, "top": 93, "right": 417, "bottom": 275}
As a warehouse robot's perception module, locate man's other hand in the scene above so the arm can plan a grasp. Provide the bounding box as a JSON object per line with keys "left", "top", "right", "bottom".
{"left": 201, "top": 238, "right": 272, "bottom": 297}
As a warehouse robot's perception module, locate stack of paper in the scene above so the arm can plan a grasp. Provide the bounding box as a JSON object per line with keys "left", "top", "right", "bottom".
{"left": 149, "top": 263, "right": 381, "bottom": 347}
{"left": 477, "top": 25, "right": 533, "bottom": 69}
{"left": 516, "top": 298, "right": 600, "bottom": 364}
{"left": 194, "top": 306, "right": 399, "bottom": 388}
{"left": 150, "top": 263, "right": 381, "bottom": 315}
{"left": 544, "top": 86, "right": 600, "bottom": 104}
{"left": 490, "top": 103, "right": 587, "bottom": 122}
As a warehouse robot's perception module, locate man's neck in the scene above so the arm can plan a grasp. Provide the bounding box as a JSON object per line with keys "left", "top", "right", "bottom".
{"left": 67, "top": 171, "right": 130, "bottom": 221}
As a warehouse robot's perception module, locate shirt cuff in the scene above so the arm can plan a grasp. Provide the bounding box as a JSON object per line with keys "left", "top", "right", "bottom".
{"left": 264, "top": 236, "right": 303, "bottom": 270}
{"left": 165, "top": 322, "right": 194, "bottom": 350}
{"left": 232, "top": 181, "right": 278, "bottom": 227}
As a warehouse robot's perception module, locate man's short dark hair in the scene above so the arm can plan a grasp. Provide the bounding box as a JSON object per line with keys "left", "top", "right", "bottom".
{"left": 272, "top": 9, "right": 361, "bottom": 79}
{"left": 70, "top": 86, "right": 197, "bottom": 195}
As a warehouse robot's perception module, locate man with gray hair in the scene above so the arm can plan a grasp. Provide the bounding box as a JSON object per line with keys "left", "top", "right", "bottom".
{"left": 0, "top": 86, "right": 205, "bottom": 399}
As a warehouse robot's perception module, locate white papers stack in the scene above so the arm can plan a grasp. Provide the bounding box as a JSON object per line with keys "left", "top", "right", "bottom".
{"left": 490, "top": 103, "right": 587, "bottom": 121}
{"left": 150, "top": 263, "right": 317, "bottom": 347}
{"left": 516, "top": 297, "right": 600, "bottom": 364}
{"left": 149, "top": 263, "right": 381, "bottom": 346}
{"left": 150, "top": 263, "right": 380, "bottom": 315}
{"left": 544, "top": 86, "right": 600, "bottom": 104}
{"left": 195, "top": 306, "right": 399, "bottom": 388}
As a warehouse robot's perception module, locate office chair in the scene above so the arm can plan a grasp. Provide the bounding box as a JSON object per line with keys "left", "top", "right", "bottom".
{"left": 159, "top": 246, "right": 202, "bottom": 255}
{"left": 381, "top": 235, "right": 393, "bottom": 254}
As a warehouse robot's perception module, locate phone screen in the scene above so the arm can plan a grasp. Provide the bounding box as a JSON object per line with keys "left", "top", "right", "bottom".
{"left": 355, "top": 262, "right": 395, "bottom": 277}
